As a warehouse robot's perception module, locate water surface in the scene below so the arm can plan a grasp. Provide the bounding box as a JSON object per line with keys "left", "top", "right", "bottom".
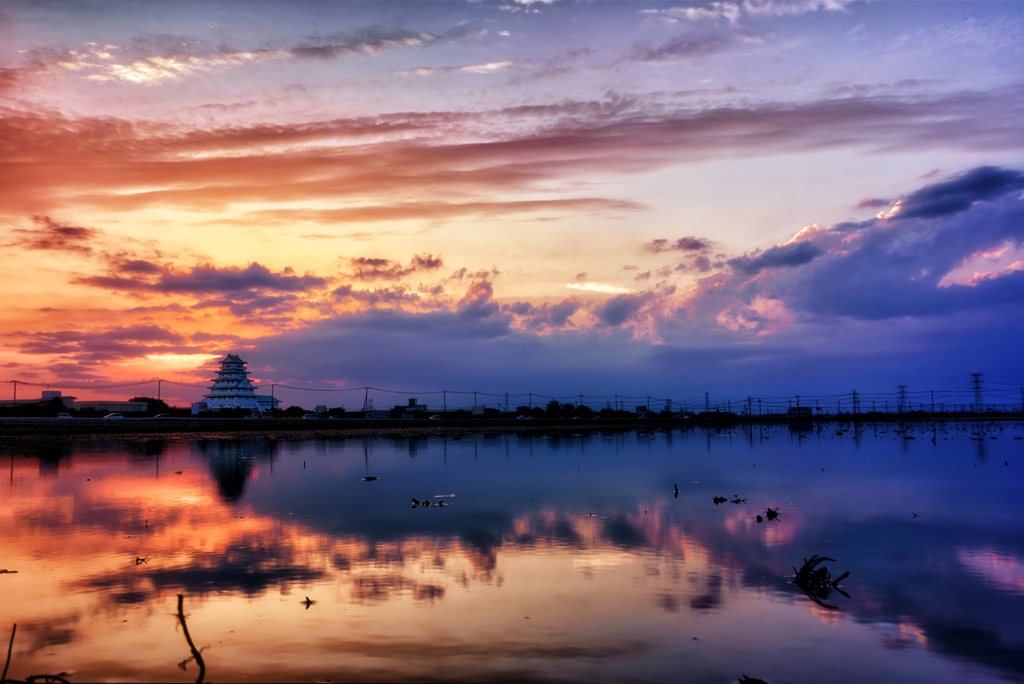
{"left": 1, "top": 422, "right": 1023, "bottom": 682}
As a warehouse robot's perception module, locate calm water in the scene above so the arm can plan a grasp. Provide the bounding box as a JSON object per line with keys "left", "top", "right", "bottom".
{"left": 1, "top": 422, "right": 1022, "bottom": 683}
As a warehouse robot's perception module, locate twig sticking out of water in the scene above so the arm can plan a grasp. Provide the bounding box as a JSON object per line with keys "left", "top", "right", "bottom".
{"left": 792, "top": 555, "right": 850, "bottom": 610}
{"left": 2, "top": 624, "right": 14, "bottom": 684}
{"left": 1, "top": 625, "right": 69, "bottom": 684}
{"left": 176, "top": 594, "right": 206, "bottom": 684}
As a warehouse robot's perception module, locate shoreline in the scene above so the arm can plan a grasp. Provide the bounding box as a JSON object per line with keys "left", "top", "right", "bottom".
{"left": 0, "top": 414, "right": 1021, "bottom": 441}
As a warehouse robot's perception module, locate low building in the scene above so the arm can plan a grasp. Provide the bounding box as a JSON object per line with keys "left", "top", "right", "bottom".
{"left": 76, "top": 400, "right": 147, "bottom": 413}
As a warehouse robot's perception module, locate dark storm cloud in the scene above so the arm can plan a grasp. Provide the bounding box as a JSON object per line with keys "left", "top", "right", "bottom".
{"left": 76, "top": 262, "right": 326, "bottom": 294}
{"left": 681, "top": 166, "right": 1024, "bottom": 322}
{"left": 593, "top": 293, "right": 652, "bottom": 327}
{"left": 154, "top": 263, "right": 326, "bottom": 293}
{"left": 893, "top": 166, "right": 1024, "bottom": 220}
{"left": 503, "top": 297, "right": 582, "bottom": 331}
{"left": 726, "top": 241, "right": 823, "bottom": 274}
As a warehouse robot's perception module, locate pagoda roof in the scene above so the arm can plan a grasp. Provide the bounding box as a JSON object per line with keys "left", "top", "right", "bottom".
{"left": 222, "top": 352, "right": 246, "bottom": 364}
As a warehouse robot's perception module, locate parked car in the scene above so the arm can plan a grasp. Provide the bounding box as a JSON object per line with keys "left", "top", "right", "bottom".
{"left": 429, "top": 415, "right": 443, "bottom": 421}
{"left": 516, "top": 415, "right": 535, "bottom": 420}
{"left": 152, "top": 413, "right": 174, "bottom": 419}
{"left": 301, "top": 414, "right": 319, "bottom": 420}
{"left": 56, "top": 413, "right": 73, "bottom": 419}
{"left": 103, "top": 413, "right": 124, "bottom": 420}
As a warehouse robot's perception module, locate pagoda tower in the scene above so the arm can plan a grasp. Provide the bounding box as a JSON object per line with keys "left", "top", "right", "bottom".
{"left": 202, "top": 353, "right": 261, "bottom": 411}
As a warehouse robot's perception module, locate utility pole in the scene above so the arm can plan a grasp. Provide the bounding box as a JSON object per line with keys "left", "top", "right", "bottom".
{"left": 970, "top": 373, "right": 984, "bottom": 413}
{"left": 528, "top": 392, "right": 532, "bottom": 409}
{"left": 796, "top": 394, "right": 801, "bottom": 407}
{"left": 505, "top": 393, "right": 509, "bottom": 412}
{"left": 705, "top": 392, "right": 709, "bottom": 412}
{"left": 615, "top": 394, "right": 618, "bottom": 411}
{"left": 897, "top": 385, "right": 908, "bottom": 414}
{"left": 363, "top": 387, "right": 369, "bottom": 412}
{"left": 758, "top": 398, "right": 762, "bottom": 416}
{"left": 474, "top": 391, "right": 478, "bottom": 407}
{"left": 444, "top": 390, "right": 447, "bottom": 411}
{"left": 852, "top": 390, "right": 859, "bottom": 414}
{"left": 747, "top": 397, "right": 752, "bottom": 416}
{"left": 930, "top": 390, "right": 934, "bottom": 414}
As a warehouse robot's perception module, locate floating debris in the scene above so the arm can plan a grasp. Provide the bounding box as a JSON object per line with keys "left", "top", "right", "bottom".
{"left": 712, "top": 496, "right": 728, "bottom": 505}
{"left": 738, "top": 676, "right": 770, "bottom": 684}
{"left": 411, "top": 498, "right": 446, "bottom": 509}
{"left": 756, "top": 515, "right": 763, "bottom": 523}
{"left": 302, "top": 596, "right": 316, "bottom": 609}
{"left": 731, "top": 496, "right": 746, "bottom": 504}
{"left": 362, "top": 476, "right": 378, "bottom": 481}
{"left": 135, "top": 556, "right": 148, "bottom": 565}
{"left": 792, "top": 555, "right": 850, "bottom": 610}
{"left": 765, "top": 507, "right": 780, "bottom": 521}
{"left": 0, "top": 569, "right": 17, "bottom": 574}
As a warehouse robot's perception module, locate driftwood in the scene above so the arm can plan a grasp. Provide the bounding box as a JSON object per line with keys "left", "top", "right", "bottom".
{"left": 792, "top": 555, "right": 850, "bottom": 610}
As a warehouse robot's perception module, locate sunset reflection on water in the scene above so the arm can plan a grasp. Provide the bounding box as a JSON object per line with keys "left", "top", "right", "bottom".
{"left": 1, "top": 424, "right": 1022, "bottom": 683}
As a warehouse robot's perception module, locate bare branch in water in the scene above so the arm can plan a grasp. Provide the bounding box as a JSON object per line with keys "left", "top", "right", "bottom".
{"left": 176, "top": 595, "right": 206, "bottom": 684}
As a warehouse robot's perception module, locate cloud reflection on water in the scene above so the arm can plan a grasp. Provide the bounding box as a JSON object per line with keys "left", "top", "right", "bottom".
{"left": 0, "top": 426, "right": 1022, "bottom": 682}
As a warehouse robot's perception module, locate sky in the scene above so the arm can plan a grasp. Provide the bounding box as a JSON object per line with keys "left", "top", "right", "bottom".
{"left": 1, "top": 0, "right": 1024, "bottom": 407}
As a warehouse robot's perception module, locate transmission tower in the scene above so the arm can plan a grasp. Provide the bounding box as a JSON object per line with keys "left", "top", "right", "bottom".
{"left": 851, "top": 390, "right": 860, "bottom": 414}
{"left": 970, "top": 373, "right": 984, "bottom": 412}
{"left": 897, "top": 385, "right": 908, "bottom": 413}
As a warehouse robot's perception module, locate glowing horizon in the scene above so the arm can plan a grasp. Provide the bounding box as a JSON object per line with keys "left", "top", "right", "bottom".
{"left": 2, "top": 0, "right": 1024, "bottom": 405}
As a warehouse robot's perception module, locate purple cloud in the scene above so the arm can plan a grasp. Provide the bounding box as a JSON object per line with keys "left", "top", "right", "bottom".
{"left": 594, "top": 293, "right": 652, "bottom": 327}
{"left": 645, "top": 237, "right": 712, "bottom": 254}
{"left": 726, "top": 241, "right": 823, "bottom": 275}
{"left": 76, "top": 262, "right": 326, "bottom": 294}
{"left": 893, "top": 166, "right": 1024, "bottom": 220}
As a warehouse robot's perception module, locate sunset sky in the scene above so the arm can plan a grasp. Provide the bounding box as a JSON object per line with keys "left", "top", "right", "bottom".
{"left": 2, "top": 0, "right": 1024, "bottom": 406}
